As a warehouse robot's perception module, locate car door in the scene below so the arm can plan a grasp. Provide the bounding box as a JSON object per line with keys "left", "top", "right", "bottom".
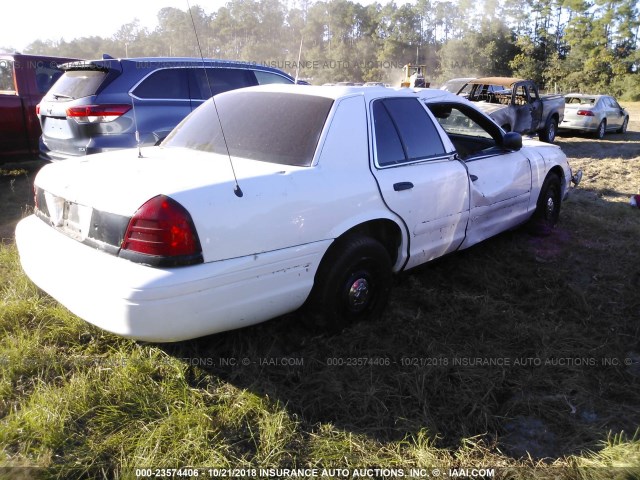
{"left": 370, "top": 97, "right": 470, "bottom": 269}
{"left": 604, "top": 96, "right": 624, "bottom": 131}
{"left": 513, "top": 84, "right": 539, "bottom": 134}
{"left": 425, "top": 101, "right": 533, "bottom": 248}
{"left": 526, "top": 85, "right": 543, "bottom": 131}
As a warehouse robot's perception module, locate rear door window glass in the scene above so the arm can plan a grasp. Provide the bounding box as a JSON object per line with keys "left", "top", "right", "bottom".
{"left": 47, "top": 70, "right": 107, "bottom": 99}
{"left": 133, "top": 68, "right": 190, "bottom": 99}
{"left": 189, "top": 68, "right": 257, "bottom": 99}
{"left": 372, "top": 101, "right": 405, "bottom": 166}
{"left": 372, "top": 97, "right": 446, "bottom": 166}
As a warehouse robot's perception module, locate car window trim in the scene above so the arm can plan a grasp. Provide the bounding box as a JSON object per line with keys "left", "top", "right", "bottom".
{"left": 370, "top": 97, "right": 451, "bottom": 169}
{"left": 128, "top": 65, "right": 269, "bottom": 101}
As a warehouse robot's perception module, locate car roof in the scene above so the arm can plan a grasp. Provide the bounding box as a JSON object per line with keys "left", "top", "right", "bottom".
{"left": 565, "top": 93, "right": 604, "bottom": 99}
{"left": 225, "top": 83, "right": 461, "bottom": 103}
{"left": 61, "top": 57, "right": 292, "bottom": 77}
{"left": 466, "top": 77, "right": 526, "bottom": 87}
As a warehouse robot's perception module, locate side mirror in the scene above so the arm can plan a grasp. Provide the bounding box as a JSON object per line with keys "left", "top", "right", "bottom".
{"left": 503, "top": 131, "right": 522, "bottom": 151}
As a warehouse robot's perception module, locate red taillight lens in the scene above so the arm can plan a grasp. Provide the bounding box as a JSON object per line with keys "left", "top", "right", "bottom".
{"left": 36, "top": 104, "right": 40, "bottom": 115}
{"left": 121, "top": 195, "right": 202, "bottom": 260}
{"left": 577, "top": 110, "right": 594, "bottom": 116}
{"left": 66, "top": 104, "right": 131, "bottom": 123}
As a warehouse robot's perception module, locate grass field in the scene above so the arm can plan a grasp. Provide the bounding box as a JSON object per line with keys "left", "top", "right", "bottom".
{"left": 0, "top": 104, "right": 639, "bottom": 479}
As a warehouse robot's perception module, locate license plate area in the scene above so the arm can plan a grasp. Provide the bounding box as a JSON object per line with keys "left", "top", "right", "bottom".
{"left": 61, "top": 201, "right": 92, "bottom": 241}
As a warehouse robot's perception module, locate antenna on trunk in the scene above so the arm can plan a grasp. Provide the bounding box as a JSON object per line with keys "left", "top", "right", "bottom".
{"left": 187, "top": 0, "right": 243, "bottom": 198}
{"left": 129, "top": 93, "right": 143, "bottom": 158}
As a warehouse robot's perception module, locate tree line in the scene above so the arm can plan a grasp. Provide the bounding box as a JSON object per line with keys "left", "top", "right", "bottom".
{"left": 8, "top": 0, "right": 640, "bottom": 99}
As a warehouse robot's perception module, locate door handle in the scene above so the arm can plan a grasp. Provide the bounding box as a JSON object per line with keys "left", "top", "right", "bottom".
{"left": 470, "top": 175, "right": 478, "bottom": 182}
{"left": 393, "top": 182, "right": 414, "bottom": 191}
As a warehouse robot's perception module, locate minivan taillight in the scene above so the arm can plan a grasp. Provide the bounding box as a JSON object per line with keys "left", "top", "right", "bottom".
{"left": 121, "top": 195, "right": 203, "bottom": 266}
{"left": 66, "top": 104, "right": 131, "bottom": 123}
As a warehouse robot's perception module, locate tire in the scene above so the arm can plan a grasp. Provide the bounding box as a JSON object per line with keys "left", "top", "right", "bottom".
{"left": 307, "top": 235, "right": 392, "bottom": 329}
{"left": 528, "top": 174, "right": 562, "bottom": 236}
{"left": 617, "top": 117, "right": 628, "bottom": 134}
{"left": 538, "top": 117, "right": 557, "bottom": 143}
{"left": 594, "top": 120, "right": 606, "bottom": 139}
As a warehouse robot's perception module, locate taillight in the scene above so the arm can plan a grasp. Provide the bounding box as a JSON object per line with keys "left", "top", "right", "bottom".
{"left": 36, "top": 104, "right": 40, "bottom": 115}
{"left": 577, "top": 110, "right": 594, "bottom": 116}
{"left": 121, "top": 195, "right": 202, "bottom": 265}
{"left": 66, "top": 104, "right": 131, "bottom": 123}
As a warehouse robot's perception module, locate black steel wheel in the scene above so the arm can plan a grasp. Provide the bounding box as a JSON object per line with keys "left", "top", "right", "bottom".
{"left": 307, "top": 235, "right": 392, "bottom": 329}
{"left": 528, "top": 174, "right": 562, "bottom": 236}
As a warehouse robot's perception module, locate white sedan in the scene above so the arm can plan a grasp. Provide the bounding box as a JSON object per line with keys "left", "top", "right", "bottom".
{"left": 560, "top": 93, "right": 629, "bottom": 138}
{"left": 16, "top": 85, "right": 581, "bottom": 341}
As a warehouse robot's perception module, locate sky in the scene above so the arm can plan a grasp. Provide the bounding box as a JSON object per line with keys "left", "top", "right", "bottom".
{"left": 2, "top": 1, "right": 192, "bottom": 51}
{"left": 2, "top": 0, "right": 390, "bottom": 52}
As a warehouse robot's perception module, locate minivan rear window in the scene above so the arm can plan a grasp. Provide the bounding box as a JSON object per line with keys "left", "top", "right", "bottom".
{"left": 49, "top": 70, "right": 107, "bottom": 99}
{"left": 163, "top": 91, "right": 333, "bottom": 167}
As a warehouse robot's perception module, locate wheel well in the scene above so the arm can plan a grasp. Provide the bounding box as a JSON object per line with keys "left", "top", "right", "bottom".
{"left": 547, "top": 166, "right": 565, "bottom": 190}
{"left": 332, "top": 220, "right": 403, "bottom": 266}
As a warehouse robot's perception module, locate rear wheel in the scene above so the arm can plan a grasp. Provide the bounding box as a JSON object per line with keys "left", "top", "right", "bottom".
{"left": 594, "top": 120, "right": 606, "bottom": 139}
{"left": 539, "top": 117, "right": 557, "bottom": 143}
{"left": 617, "top": 117, "right": 628, "bottom": 134}
{"left": 307, "top": 235, "right": 392, "bottom": 330}
{"left": 529, "top": 174, "right": 561, "bottom": 236}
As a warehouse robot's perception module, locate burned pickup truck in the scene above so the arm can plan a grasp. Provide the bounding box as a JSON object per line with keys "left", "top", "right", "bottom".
{"left": 458, "top": 77, "right": 564, "bottom": 143}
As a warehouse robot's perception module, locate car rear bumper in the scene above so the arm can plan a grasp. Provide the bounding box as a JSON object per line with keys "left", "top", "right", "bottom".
{"left": 559, "top": 117, "right": 599, "bottom": 132}
{"left": 16, "top": 215, "right": 327, "bottom": 342}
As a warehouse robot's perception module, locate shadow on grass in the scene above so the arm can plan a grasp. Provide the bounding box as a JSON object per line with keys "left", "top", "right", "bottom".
{"left": 159, "top": 201, "right": 640, "bottom": 461}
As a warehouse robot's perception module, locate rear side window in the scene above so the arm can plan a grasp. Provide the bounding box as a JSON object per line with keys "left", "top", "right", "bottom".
{"left": 133, "top": 69, "right": 190, "bottom": 99}
{"left": 254, "top": 70, "right": 293, "bottom": 85}
{"left": 48, "top": 70, "right": 107, "bottom": 99}
{"left": 163, "top": 91, "right": 333, "bottom": 166}
{"left": 189, "top": 68, "right": 256, "bottom": 99}
{"left": 0, "top": 60, "right": 15, "bottom": 92}
{"left": 373, "top": 97, "right": 446, "bottom": 166}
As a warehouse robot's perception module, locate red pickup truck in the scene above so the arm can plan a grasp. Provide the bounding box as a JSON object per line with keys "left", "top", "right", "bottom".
{"left": 0, "top": 53, "right": 78, "bottom": 161}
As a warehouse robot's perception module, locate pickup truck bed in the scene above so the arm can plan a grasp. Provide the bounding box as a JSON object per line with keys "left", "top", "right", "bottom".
{"left": 0, "top": 53, "right": 78, "bottom": 161}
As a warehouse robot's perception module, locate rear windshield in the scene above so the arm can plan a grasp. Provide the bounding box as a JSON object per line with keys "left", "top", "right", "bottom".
{"left": 48, "top": 70, "right": 107, "bottom": 99}
{"left": 163, "top": 91, "right": 333, "bottom": 167}
{"left": 565, "top": 96, "right": 596, "bottom": 105}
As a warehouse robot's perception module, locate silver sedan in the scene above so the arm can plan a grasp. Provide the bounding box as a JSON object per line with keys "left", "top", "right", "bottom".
{"left": 559, "top": 94, "right": 629, "bottom": 139}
